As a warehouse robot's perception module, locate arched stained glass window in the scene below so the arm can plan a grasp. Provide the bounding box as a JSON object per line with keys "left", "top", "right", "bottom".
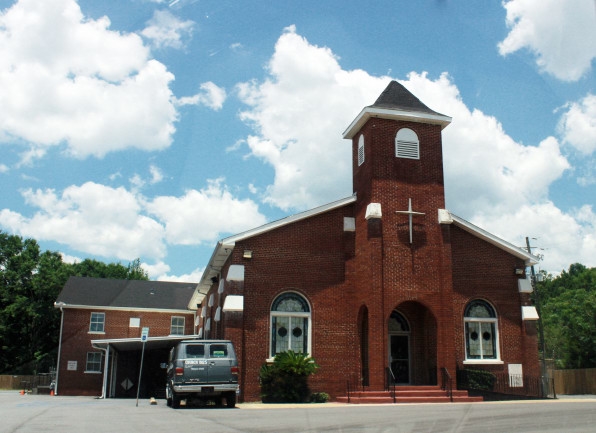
{"left": 464, "top": 300, "right": 499, "bottom": 361}
{"left": 270, "top": 292, "right": 311, "bottom": 357}
{"left": 388, "top": 310, "right": 410, "bottom": 333}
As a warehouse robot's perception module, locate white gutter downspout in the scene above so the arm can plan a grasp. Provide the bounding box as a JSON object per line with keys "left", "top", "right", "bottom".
{"left": 100, "top": 345, "right": 110, "bottom": 398}
{"left": 92, "top": 341, "right": 110, "bottom": 399}
{"left": 54, "top": 302, "right": 66, "bottom": 396}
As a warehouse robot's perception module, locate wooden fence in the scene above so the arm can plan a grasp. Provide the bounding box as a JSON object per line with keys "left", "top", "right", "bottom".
{"left": 0, "top": 374, "right": 52, "bottom": 390}
{"left": 553, "top": 368, "right": 596, "bottom": 395}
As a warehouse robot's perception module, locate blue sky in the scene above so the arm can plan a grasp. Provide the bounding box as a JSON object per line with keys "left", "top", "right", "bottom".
{"left": 0, "top": 0, "right": 595, "bottom": 281}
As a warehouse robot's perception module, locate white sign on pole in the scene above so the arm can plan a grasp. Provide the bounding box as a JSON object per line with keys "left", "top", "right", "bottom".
{"left": 137, "top": 327, "right": 150, "bottom": 407}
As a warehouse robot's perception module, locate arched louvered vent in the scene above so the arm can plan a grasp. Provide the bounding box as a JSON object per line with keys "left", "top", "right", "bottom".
{"left": 358, "top": 134, "right": 365, "bottom": 166}
{"left": 395, "top": 128, "right": 419, "bottom": 160}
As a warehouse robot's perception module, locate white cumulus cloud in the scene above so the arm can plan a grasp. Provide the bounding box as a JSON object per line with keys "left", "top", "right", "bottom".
{"left": 155, "top": 266, "right": 204, "bottom": 283}
{"left": 141, "top": 9, "right": 194, "bottom": 50}
{"left": 498, "top": 0, "right": 596, "bottom": 81}
{"left": 237, "top": 25, "right": 389, "bottom": 211}
{"left": 175, "top": 81, "right": 227, "bottom": 110}
{"left": 0, "top": 182, "right": 167, "bottom": 260}
{"left": 0, "top": 177, "right": 267, "bottom": 271}
{"left": 558, "top": 93, "right": 596, "bottom": 155}
{"left": 0, "top": 0, "right": 178, "bottom": 160}
{"left": 146, "top": 178, "right": 268, "bottom": 245}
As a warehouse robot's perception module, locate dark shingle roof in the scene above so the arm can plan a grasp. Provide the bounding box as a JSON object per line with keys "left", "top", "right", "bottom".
{"left": 56, "top": 276, "right": 197, "bottom": 310}
{"left": 343, "top": 80, "right": 451, "bottom": 138}
{"left": 370, "top": 80, "right": 444, "bottom": 116}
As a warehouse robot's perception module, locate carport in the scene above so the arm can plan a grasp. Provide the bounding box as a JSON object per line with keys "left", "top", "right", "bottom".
{"left": 92, "top": 335, "right": 200, "bottom": 399}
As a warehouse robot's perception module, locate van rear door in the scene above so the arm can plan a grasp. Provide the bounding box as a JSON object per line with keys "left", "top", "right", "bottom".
{"left": 207, "top": 343, "right": 234, "bottom": 383}
{"left": 183, "top": 343, "right": 208, "bottom": 382}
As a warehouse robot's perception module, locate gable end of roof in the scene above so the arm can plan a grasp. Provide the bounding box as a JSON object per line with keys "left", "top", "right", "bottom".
{"left": 439, "top": 210, "right": 538, "bottom": 265}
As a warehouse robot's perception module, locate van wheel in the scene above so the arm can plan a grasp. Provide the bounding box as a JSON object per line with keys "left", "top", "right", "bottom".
{"left": 171, "top": 391, "right": 180, "bottom": 409}
{"left": 226, "top": 392, "right": 236, "bottom": 408}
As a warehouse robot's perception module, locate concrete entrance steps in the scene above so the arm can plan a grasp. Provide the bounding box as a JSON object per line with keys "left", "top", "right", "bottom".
{"left": 336, "top": 386, "right": 483, "bottom": 404}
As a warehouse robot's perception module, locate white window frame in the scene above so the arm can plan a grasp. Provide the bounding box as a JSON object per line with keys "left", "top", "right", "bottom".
{"left": 358, "top": 134, "right": 365, "bottom": 166}
{"left": 89, "top": 312, "right": 105, "bottom": 334}
{"left": 85, "top": 352, "right": 103, "bottom": 373}
{"left": 395, "top": 128, "right": 420, "bottom": 160}
{"left": 269, "top": 292, "right": 312, "bottom": 360}
{"left": 170, "top": 316, "right": 185, "bottom": 335}
{"left": 463, "top": 300, "right": 502, "bottom": 364}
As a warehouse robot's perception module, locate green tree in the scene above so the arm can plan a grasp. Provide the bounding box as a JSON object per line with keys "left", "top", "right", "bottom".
{"left": 126, "top": 258, "right": 149, "bottom": 280}
{"left": 0, "top": 233, "right": 67, "bottom": 373}
{"left": 539, "top": 264, "right": 596, "bottom": 369}
{"left": 68, "top": 258, "right": 148, "bottom": 280}
{"left": 0, "top": 230, "right": 149, "bottom": 373}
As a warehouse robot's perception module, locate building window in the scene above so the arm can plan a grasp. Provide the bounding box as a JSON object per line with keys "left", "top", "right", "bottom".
{"left": 395, "top": 128, "right": 420, "bottom": 159}
{"left": 171, "top": 316, "right": 185, "bottom": 335}
{"left": 358, "top": 134, "right": 365, "bottom": 166}
{"left": 270, "top": 292, "right": 311, "bottom": 358}
{"left": 85, "top": 352, "right": 102, "bottom": 373}
{"left": 464, "top": 300, "right": 499, "bottom": 361}
{"left": 89, "top": 312, "right": 105, "bottom": 333}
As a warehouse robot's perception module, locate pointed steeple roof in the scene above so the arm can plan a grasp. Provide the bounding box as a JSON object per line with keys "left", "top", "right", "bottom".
{"left": 371, "top": 81, "right": 444, "bottom": 116}
{"left": 343, "top": 80, "right": 451, "bottom": 138}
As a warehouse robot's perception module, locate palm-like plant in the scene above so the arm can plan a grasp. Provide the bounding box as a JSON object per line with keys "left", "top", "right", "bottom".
{"left": 274, "top": 350, "right": 319, "bottom": 376}
{"left": 259, "top": 351, "right": 319, "bottom": 403}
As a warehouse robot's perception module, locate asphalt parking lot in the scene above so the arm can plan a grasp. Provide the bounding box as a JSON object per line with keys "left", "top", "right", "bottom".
{"left": 2, "top": 391, "right": 596, "bottom": 433}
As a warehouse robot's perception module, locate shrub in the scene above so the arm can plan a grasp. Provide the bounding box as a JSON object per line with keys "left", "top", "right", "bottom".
{"left": 259, "top": 351, "right": 319, "bottom": 403}
{"left": 310, "top": 392, "right": 330, "bottom": 403}
{"left": 461, "top": 369, "right": 496, "bottom": 391}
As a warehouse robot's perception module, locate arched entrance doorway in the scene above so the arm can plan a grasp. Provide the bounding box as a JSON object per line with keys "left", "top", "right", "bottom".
{"left": 388, "top": 311, "right": 410, "bottom": 384}
{"left": 388, "top": 302, "right": 438, "bottom": 386}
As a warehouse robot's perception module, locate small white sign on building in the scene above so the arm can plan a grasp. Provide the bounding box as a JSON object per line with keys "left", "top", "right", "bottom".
{"left": 67, "top": 360, "right": 77, "bottom": 371}
{"left": 508, "top": 364, "right": 523, "bottom": 387}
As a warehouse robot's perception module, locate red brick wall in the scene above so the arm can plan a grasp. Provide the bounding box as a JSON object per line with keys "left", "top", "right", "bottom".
{"left": 56, "top": 308, "right": 195, "bottom": 396}
{"left": 196, "top": 204, "right": 358, "bottom": 402}
{"left": 450, "top": 226, "right": 540, "bottom": 379}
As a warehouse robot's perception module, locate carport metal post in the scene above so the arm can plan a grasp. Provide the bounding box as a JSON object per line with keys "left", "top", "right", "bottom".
{"left": 136, "top": 327, "right": 149, "bottom": 407}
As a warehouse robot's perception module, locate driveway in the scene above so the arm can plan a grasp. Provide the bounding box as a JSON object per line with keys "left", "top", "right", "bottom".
{"left": 1, "top": 392, "right": 595, "bottom": 433}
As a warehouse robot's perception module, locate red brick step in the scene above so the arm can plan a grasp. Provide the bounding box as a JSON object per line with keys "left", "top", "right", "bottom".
{"left": 336, "top": 385, "right": 483, "bottom": 404}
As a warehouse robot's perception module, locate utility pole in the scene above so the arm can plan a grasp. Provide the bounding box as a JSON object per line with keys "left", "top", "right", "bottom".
{"left": 526, "top": 237, "right": 548, "bottom": 396}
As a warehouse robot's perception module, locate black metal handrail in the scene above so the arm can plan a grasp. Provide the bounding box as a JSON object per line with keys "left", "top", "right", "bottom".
{"left": 386, "top": 367, "right": 396, "bottom": 403}
{"left": 457, "top": 369, "right": 556, "bottom": 399}
{"left": 441, "top": 367, "right": 453, "bottom": 402}
{"left": 346, "top": 372, "right": 364, "bottom": 403}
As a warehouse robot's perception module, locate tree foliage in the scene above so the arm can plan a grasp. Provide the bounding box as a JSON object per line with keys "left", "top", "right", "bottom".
{"left": 538, "top": 263, "right": 596, "bottom": 369}
{"left": 0, "top": 231, "right": 148, "bottom": 374}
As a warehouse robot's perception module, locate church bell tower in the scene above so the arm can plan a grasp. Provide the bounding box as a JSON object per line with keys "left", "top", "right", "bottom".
{"left": 343, "top": 80, "right": 451, "bottom": 229}
{"left": 343, "top": 81, "right": 456, "bottom": 389}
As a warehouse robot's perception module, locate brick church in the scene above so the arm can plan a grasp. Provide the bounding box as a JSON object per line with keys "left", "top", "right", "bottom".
{"left": 198, "top": 81, "right": 541, "bottom": 402}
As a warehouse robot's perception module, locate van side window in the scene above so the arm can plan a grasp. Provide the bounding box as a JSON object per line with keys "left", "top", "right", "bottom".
{"left": 210, "top": 344, "right": 228, "bottom": 358}
{"left": 185, "top": 344, "right": 205, "bottom": 358}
